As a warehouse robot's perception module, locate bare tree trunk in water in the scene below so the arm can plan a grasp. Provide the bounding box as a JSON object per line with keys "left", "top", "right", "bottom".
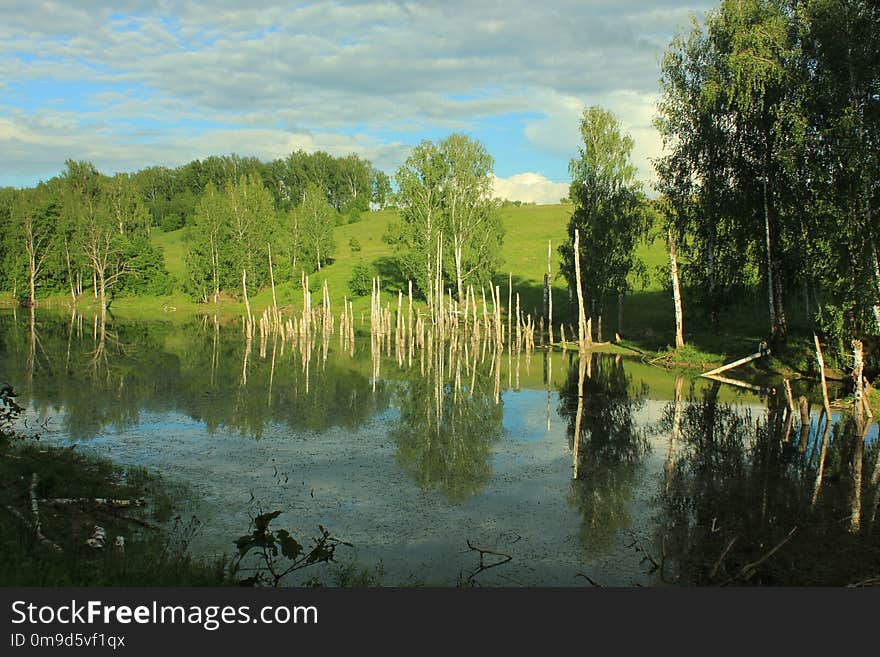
{"left": 850, "top": 420, "right": 868, "bottom": 534}
{"left": 853, "top": 340, "right": 865, "bottom": 432}
{"left": 812, "top": 334, "right": 833, "bottom": 507}
{"left": 668, "top": 229, "right": 684, "bottom": 349}
{"left": 572, "top": 353, "right": 586, "bottom": 480}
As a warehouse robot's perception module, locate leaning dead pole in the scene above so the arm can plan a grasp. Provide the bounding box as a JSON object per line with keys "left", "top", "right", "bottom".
{"left": 701, "top": 345, "right": 771, "bottom": 380}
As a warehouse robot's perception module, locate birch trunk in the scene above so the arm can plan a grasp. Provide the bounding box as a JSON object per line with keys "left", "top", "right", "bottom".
{"left": 668, "top": 228, "right": 684, "bottom": 349}
{"left": 268, "top": 242, "right": 277, "bottom": 310}
{"left": 64, "top": 239, "right": 76, "bottom": 305}
{"left": 573, "top": 230, "right": 587, "bottom": 351}
{"left": 763, "top": 175, "right": 777, "bottom": 337}
{"left": 242, "top": 269, "right": 252, "bottom": 324}
{"left": 871, "top": 240, "right": 880, "bottom": 331}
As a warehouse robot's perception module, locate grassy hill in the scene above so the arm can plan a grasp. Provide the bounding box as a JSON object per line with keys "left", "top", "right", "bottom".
{"left": 144, "top": 203, "right": 666, "bottom": 321}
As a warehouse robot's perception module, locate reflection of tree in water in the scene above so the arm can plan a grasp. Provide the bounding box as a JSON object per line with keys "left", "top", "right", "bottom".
{"left": 0, "top": 314, "right": 390, "bottom": 440}
{"left": 657, "top": 386, "right": 880, "bottom": 585}
{"left": 390, "top": 349, "right": 503, "bottom": 504}
{"left": 558, "top": 353, "right": 649, "bottom": 556}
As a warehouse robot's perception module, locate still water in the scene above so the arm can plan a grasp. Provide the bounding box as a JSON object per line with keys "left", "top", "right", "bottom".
{"left": 2, "top": 310, "right": 879, "bottom": 586}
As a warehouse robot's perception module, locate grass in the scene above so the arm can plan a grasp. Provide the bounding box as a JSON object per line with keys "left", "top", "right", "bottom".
{"left": 0, "top": 439, "right": 231, "bottom": 586}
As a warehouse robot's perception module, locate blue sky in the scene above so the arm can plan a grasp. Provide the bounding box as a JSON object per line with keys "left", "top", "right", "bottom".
{"left": 0, "top": 1, "right": 715, "bottom": 202}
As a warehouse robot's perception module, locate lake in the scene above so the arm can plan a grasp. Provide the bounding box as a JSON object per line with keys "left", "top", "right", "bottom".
{"left": 2, "top": 309, "right": 878, "bottom": 586}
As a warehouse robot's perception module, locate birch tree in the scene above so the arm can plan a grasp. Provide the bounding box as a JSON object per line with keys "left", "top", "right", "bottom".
{"left": 186, "top": 182, "right": 227, "bottom": 303}
{"left": 297, "top": 182, "right": 336, "bottom": 272}
{"left": 13, "top": 185, "right": 57, "bottom": 307}
{"left": 393, "top": 134, "right": 502, "bottom": 304}
{"left": 560, "top": 107, "right": 647, "bottom": 341}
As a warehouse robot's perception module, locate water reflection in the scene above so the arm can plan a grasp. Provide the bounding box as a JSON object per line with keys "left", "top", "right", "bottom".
{"left": 558, "top": 353, "right": 650, "bottom": 556}
{"left": 656, "top": 387, "right": 880, "bottom": 585}
{"left": 4, "top": 310, "right": 880, "bottom": 585}
{"left": 0, "top": 312, "right": 391, "bottom": 440}
{"left": 389, "top": 342, "right": 503, "bottom": 503}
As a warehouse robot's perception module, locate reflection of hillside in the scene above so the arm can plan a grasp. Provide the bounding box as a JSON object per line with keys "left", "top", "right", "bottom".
{"left": 656, "top": 388, "right": 880, "bottom": 585}
{"left": 558, "top": 353, "right": 649, "bottom": 556}
{"left": 390, "top": 347, "right": 503, "bottom": 504}
{"left": 0, "top": 314, "right": 390, "bottom": 440}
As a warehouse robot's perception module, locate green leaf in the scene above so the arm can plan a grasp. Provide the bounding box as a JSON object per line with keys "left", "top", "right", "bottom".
{"left": 276, "top": 529, "right": 303, "bottom": 561}
{"left": 253, "top": 510, "right": 282, "bottom": 533}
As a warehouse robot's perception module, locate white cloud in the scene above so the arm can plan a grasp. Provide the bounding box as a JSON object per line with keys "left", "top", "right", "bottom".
{"left": 0, "top": 114, "right": 410, "bottom": 183}
{"left": 492, "top": 173, "right": 569, "bottom": 205}
{"left": 523, "top": 88, "right": 663, "bottom": 187}
{"left": 0, "top": 1, "right": 717, "bottom": 185}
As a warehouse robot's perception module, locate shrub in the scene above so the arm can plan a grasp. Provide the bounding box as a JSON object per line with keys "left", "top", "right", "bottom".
{"left": 349, "top": 261, "right": 373, "bottom": 297}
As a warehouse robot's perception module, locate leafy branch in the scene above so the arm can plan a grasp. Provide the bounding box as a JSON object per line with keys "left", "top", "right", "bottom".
{"left": 230, "top": 510, "right": 351, "bottom": 587}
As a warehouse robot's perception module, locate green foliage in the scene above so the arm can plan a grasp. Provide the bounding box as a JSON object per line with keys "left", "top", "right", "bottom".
{"left": 231, "top": 510, "right": 350, "bottom": 587}
{"left": 119, "top": 236, "right": 174, "bottom": 296}
{"left": 348, "top": 261, "right": 373, "bottom": 296}
{"left": 348, "top": 236, "right": 362, "bottom": 253}
{"left": 0, "top": 384, "right": 24, "bottom": 450}
{"left": 655, "top": 0, "right": 880, "bottom": 351}
{"left": 55, "top": 161, "right": 172, "bottom": 308}
{"left": 560, "top": 106, "right": 649, "bottom": 332}
{"left": 371, "top": 169, "right": 392, "bottom": 209}
{"left": 296, "top": 182, "right": 337, "bottom": 272}
{"left": 185, "top": 175, "right": 275, "bottom": 301}
{"left": 393, "top": 133, "right": 503, "bottom": 301}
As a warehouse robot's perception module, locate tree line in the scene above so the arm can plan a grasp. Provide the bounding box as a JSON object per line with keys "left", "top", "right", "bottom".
{"left": 0, "top": 151, "right": 390, "bottom": 308}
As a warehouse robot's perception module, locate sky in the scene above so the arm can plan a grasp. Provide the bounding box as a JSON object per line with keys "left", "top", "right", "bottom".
{"left": 0, "top": 0, "right": 716, "bottom": 203}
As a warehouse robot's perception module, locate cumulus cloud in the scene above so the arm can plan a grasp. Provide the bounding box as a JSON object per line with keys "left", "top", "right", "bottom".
{"left": 492, "top": 173, "right": 569, "bottom": 205}
{"left": 0, "top": 1, "right": 717, "bottom": 185}
{"left": 524, "top": 88, "right": 663, "bottom": 185}
{"left": 0, "top": 113, "right": 409, "bottom": 184}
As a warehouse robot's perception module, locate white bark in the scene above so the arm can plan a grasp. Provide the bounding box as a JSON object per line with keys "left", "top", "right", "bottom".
{"left": 668, "top": 229, "right": 684, "bottom": 349}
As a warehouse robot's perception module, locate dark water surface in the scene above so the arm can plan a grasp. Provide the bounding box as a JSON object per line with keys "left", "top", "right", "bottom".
{"left": 2, "top": 310, "right": 879, "bottom": 586}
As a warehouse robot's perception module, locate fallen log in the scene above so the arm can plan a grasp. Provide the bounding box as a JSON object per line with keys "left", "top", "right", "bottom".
{"left": 702, "top": 349, "right": 770, "bottom": 378}
{"left": 40, "top": 497, "right": 145, "bottom": 508}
